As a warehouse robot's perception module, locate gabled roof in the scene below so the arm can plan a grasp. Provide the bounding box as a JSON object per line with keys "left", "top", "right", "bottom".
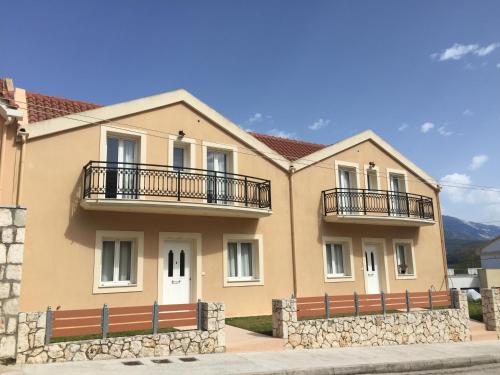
{"left": 21, "top": 87, "right": 438, "bottom": 188}
{"left": 250, "top": 132, "right": 326, "bottom": 161}
{"left": 25, "top": 91, "right": 101, "bottom": 123}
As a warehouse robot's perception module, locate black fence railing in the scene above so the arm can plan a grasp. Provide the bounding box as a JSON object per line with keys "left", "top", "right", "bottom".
{"left": 82, "top": 161, "right": 272, "bottom": 209}
{"left": 322, "top": 188, "right": 434, "bottom": 220}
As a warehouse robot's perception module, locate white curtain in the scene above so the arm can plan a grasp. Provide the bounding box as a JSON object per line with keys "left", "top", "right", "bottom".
{"left": 240, "top": 243, "right": 253, "bottom": 277}
{"left": 333, "top": 244, "right": 344, "bottom": 274}
{"left": 207, "top": 151, "right": 227, "bottom": 202}
{"left": 228, "top": 242, "right": 238, "bottom": 277}
{"left": 121, "top": 139, "right": 136, "bottom": 198}
{"left": 101, "top": 241, "right": 115, "bottom": 282}
{"left": 326, "top": 244, "right": 333, "bottom": 274}
{"left": 119, "top": 241, "right": 132, "bottom": 281}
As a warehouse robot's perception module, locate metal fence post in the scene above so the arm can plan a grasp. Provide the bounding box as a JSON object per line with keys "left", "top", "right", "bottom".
{"left": 405, "top": 290, "right": 410, "bottom": 313}
{"left": 381, "top": 291, "right": 386, "bottom": 316}
{"left": 102, "top": 304, "right": 109, "bottom": 339}
{"left": 354, "top": 292, "right": 359, "bottom": 317}
{"left": 176, "top": 169, "right": 181, "bottom": 201}
{"left": 45, "top": 306, "right": 52, "bottom": 345}
{"left": 324, "top": 293, "right": 330, "bottom": 319}
{"left": 152, "top": 301, "right": 159, "bottom": 335}
{"left": 196, "top": 299, "right": 203, "bottom": 331}
{"left": 428, "top": 289, "right": 433, "bottom": 311}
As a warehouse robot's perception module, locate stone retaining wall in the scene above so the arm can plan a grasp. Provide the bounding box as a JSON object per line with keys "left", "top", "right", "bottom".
{"left": 0, "top": 207, "right": 26, "bottom": 360}
{"left": 16, "top": 302, "right": 225, "bottom": 364}
{"left": 272, "top": 290, "right": 470, "bottom": 349}
{"left": 481, "top": 288, "right": 500, "bottom": 335}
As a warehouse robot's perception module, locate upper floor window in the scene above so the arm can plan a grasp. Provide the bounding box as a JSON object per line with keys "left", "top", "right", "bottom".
{"left": 105, "top": 136, "right": 138, "bottom": 199}
{"left": 173, "top": 144, "right": 186, "bottom": 170}
{"left": 366, "top": 169, "right": 378, "bottom": 190}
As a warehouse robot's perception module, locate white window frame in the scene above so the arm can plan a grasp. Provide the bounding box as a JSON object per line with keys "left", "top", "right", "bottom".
{"left": 334, "top": 160, "right": 360, "bottom": 189}
{"left": 364, "top": 164, "right": 380, "bottom": 191}
{"left": 223, "top": 234, "right": 263, "bottom": 287}
{"left": 98, "top": 126, "right": 147, "bottom": 200}
{"left": 93, "top": 230, "right": 144, "bottom": 294}
{"left": 202, "top": 141, "right": 238, "bottom": 174}
{"left": 392, "top": 239, "right": 417, "bottom": 280}
{"left": 322, "top": 236, "right": 355, "bottom": 282}
{"left": 386, "top": 168, "right": 409, "bottom": 193}
{"left": 168, "top": 135, "right": 196, "bottom": 169}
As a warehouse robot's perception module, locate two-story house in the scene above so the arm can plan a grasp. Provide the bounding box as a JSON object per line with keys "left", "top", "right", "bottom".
{"left": 0, "top": 78, "right": 448, "bottom": 317}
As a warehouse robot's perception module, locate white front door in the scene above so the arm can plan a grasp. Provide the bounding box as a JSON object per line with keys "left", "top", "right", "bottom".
{"left": 364, "top": 244, "right": 381, "bottom": 294}
{"left": 163, "top": 241, "right": 191, "bottom": 304}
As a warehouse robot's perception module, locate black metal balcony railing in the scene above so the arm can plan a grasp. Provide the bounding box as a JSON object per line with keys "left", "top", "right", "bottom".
{"left": 82, "top": 161, "right": 272, "bottom": 209}
{"left": 322, "top": 188, "right": 434, "bottom": 220}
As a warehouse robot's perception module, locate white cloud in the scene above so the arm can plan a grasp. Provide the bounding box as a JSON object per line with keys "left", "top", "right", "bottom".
{"left": 308, "top": 118, "right": 330, "bottom": 131}
{"left": 463, "top": 109, "right": 474, "bottom": 117}
{"left": 267, "top": 128, "right": 296, "bottom": 139}
{"left": 420, "top": 122, "right": 435, "bottom": 133}
{"left": 398, "top": 123, "right": 408, "bottom": 132}
{"left": 474, "top": 43, "right": 500, "bottom": 57}
{"left": 497, "top": 63, "right": 500, "bottom": 69}
{"left": 247, "top": 113, "right": 262, "bottom": 124}
{"left": 469, "top": 154, "right": 489, "bottom": 170}
{"left": 432, "top": 42, "right": 499, "bottom": 61}
{"left": 438, "top": 126, "right": 453, "bottom": 136}
{"left": 441, "top": 173, "right": 472, "bottom": 203}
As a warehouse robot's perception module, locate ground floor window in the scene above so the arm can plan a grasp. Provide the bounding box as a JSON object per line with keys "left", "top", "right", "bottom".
{"left": 93, "top": 231, "right": 144, "bottom": 293}
{"left": 393, "top": 239, "right": 416, "bottom": 278}
{"left": 223, "top": 234, "right": 264, "bottom": 286}
{"left": 322, "top": 236, "right": 354, "bottom": 281}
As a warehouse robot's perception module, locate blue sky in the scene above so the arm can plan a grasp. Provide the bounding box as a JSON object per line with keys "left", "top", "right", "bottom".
{"left": 1, "top": 1, "right": 500, "bottom": 223}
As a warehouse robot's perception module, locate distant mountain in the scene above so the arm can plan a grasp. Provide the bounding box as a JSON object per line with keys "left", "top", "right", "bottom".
{"left": 443, "top": 215, "right": 500, "bottom": 269}
{"left": 443, "top": 215, "right": 500, "bottom": 241}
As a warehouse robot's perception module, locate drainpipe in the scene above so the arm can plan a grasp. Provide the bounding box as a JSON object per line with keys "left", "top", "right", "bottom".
{"left": 288, "top": 165, "right": 298, "bottom": 297}
{"left": 16, "top": 129, "right": 28, "bottom": 206}
{"left": 435, "top": 186, "right": 449, "bottom": 291}
{"left": 0, "top": 116, "right": 15, "bottom": 202}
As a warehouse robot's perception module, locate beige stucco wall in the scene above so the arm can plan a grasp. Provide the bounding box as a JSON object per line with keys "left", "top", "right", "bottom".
{"left": 290, "top": 140, "right": 447, "bottom": 297}
{"left": 18, "top": 103, "right": 294, "bottom": 317}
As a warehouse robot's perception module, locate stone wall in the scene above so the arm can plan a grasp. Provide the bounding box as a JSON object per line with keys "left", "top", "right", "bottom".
{"left": 16, "top": 302, "right": 225, "bottom": 364}
{"left": 481, "top": 288, "right": 500, "bottom": 334}
{"left": 272, "top": 290, "right": 470, "bottom": 349}
{"left": 0, "top": 207, "right": 26, "bottom": 360}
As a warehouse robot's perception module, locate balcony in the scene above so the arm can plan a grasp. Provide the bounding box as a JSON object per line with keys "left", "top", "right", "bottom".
{"left": 80, "top": 161, "right": 272, "bottom": 218}
{"left": 322, "top": 188, "right": 435, "bottom": 226}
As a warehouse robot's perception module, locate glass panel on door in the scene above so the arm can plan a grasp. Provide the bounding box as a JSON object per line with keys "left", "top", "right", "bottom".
{"left": 105, "top": 137, "right": 137, "bottom": 199}
{"left": 207, "top": 150, "right": 228, "bottom": 204}
{"left": 338, "top": 168, "right": 356, "bottom": 214}
{"left": 389, "top": 174, "right": 406, "bottom": 216}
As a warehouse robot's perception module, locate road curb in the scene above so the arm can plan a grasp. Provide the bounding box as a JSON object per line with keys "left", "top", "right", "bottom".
{"left": 246, "top": 353, "right": 500, "bottom": 375}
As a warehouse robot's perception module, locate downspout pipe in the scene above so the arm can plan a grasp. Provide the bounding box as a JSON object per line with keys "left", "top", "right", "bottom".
{"left": 288, "top": 165, "right": 298, "bottom": 297}
{"left": 16, "top": 129, "right": 29, "bottom": 206}
{"left": 435, "top": 185, "right": 449, "bottom": 291}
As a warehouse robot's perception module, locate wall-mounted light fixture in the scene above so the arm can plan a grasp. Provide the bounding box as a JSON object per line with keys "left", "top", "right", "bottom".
{"left": 369, "top": 161, "right": 376, "bottom": 169}
{"left": 178, "top": 130, "right": 186, "bottom": 138}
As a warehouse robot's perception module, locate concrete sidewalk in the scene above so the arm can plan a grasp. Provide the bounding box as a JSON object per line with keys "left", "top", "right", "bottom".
{"left": 2, "top": 341, "right": 500, "bottom": 375}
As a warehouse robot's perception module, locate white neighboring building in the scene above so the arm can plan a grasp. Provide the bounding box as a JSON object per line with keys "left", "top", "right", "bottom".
{"left": 448, "top": 268, "right": 480, "bottom": 290}
{"left": 481, "top": 237, "right": 500, "bottom": 269}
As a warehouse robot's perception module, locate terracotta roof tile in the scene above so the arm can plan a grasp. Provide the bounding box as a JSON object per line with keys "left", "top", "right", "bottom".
{"left": 0, "top": 79, "right": 18, "bottom": 109}
{"left": 22, "top": 89, "right": 325, "bottom": 160}
{"left": 250, "top": 132, "right": 326, "bottom": 161}
{"left": 25, "top": 91, "right": 102, "bottom": 123}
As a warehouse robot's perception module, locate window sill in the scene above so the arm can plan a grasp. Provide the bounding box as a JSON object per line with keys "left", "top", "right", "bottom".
{"left": 224, "top": 277, "right": 263, "bottom": 287}
{"left": 395, "top": 274, "right": 416, "bottom": 280}
{"left": 324, "top": 275, "right": 355, "bottom": 283}
{"left": 93, "top": 282, "right": 143, "bottom": 294}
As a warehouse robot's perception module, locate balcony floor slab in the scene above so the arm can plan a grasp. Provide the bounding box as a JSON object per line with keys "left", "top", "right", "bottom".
{"left": 324, "top": 214, "right": 435, "bottom": 226}
{"left": 80, "top": 198, "right": 272, "bottom": 218}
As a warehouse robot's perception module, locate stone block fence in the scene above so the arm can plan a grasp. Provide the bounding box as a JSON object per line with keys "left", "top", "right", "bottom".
{"left": 272, "top": 290, "right": 470, "bottom": 349}
{"left": 16, "top": 302, "right": 225, "bottom": 364}
{"left": 481, "top": 288, "right": 500, "bottom": 336}
{"left": 0, "top": 207, "right": 26, "bottom": 360}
